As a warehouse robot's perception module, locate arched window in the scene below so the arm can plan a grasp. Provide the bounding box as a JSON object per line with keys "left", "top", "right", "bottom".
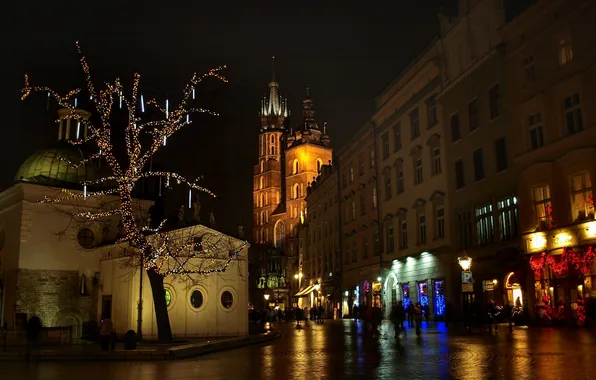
{"left": 293, "top": 159, "right": 299, "bottom": 174}
{"left": 274, "top": 220, "right": 286, "bottom": 250}
{"left": 317, "top": 158, "right": 323, "bottom": 174}
{"left": 259, "top": 176, "right": 264, "bottom": 189}
{"left": 260, "top": 193, "right": 265, "bottom": 207}
{"left": 271, "top": 135, "right": 275, "bottom": 143}
{"left": 260, "top": 160, "right": 265, "bottom": 173}
{"left": 293, "top": 183, "right": 300, "bottom": 199}
{"left": 271, "top": 146, "right": 275, "bottom": 155}
{"left": 260, "top": 211, "right": 264, "bottom": 225}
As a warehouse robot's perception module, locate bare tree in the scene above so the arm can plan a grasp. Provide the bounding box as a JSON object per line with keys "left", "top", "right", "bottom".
{"left": 21, "top": 42, "right": 245, "bottom": 342}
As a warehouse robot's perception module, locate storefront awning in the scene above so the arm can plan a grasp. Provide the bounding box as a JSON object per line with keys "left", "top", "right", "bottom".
{"left": 294, "top": 285, "right": 315, "bottom": 297}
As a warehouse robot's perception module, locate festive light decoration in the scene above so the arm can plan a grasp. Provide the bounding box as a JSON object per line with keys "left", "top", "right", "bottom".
{"left": 530, "top": 247, "right": 596, "bottom": 277}
{"left": 22, "top": 42, "right": 239, "bottom": 276}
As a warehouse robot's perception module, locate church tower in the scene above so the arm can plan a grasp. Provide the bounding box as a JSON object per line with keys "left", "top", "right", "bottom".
{"left": 283, "top": 88, "right": 332, "bottom": 267}
{"left": 253, "top": 57, "right": 288, "bottom": 245}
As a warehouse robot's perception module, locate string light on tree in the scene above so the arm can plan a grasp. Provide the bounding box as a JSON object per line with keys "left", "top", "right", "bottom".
{"left": 21, "top": 41, "right": 235, "bottom": 277}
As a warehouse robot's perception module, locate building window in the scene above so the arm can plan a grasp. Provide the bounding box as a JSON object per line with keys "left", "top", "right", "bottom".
{"left": 399, "top": 220, "right": 408, "bottom": 249}
{"left": 468, "top": 98, "right": 479, "bottom": 131}
{"left": 528, "top": 112, "right": 544, "bottom": 150}
{"left": 558, "top": 38, "right": 573, "bottom": 66}
{"left": 418, "top": 215, "right": 426, "bottom": 244}
{"left": 488, "top": 84, "right": 501, "bottom": 120}
{"left": 360, "top": 193, "right": 366, "bottom": 216}
{"left": 533, "top": 185, "right": 552, "bottom": 229}
{"left": 473, "top": 148, "right": 485, "bottom": 182}
{"left": 165, "top": 289, "right": 173, "bottom": 307}
{"left": 410, "top": 108, "right": 420, "bottom": 139}
{"left": 382, "top": 133, "right": 389, "bottom": 159}
{"left": 457, "top": 211, "right": 473, "bottom": 249}
{"left": 190, "top": 289, "right": 204, "bottom": 309}
{"left": 259, "top": 176, "right": 264, "bottom": 189}
{"left": 372, "top": 187, "right": 378, "bottom": 208}
{"left": 370, "top": 149, "right": 375, "bottom": 168}
{"left": 432, "top": 147, "right": 441, "bottom": 174}
{"left": 351, "top": 200, "right": 356, "bottom": 220}
{"left": 523, "top": 55, "right": 535, "bottom": 82}
{"left": 436, "top": 207, "right": 445, "bottom": 238}
{"left": 393, "top": 122, "right": 402, "bottom": 152}
{"left": 414, "top": 157, "right": 423, "bottom": 185}
{"left": 220, "top": 290, "right": 234, "bottom": 309}
{"left": 451, "top": 113, "right": 461, "bottom": 142}
{"left": 455, "top": 159, "right": 465, "bottom": 189}
{"left": 427, "top": 96, "right": 438, "bottom": 128}
{"left": 385, "top": 174, "right": 392, "bottom": 200}
{"left": 293, "top": 183, "right": 300, "bottom": 199}
{"left": 373, "top": 226, "right": 381, "bottom": 256}
{"left": 495, "top": 138, "right": 508, "bottom": 172}
{"left": 363, "top": 236, "right": 369, "bottom": 259}
{"left": 396, "top": 167, "right": 404, "bottom": 194}
{"left": 358, "top": 158, "right": 364, "bottom": 176}
{"left": 77, "top": 228, "right": 95, "bottom": 249}
{"left": 293, "top": 159, "right": 299, "bottom": 174}
{"left": 352, "top": 241, "right": 357, "bottom": 262}
{"left": 350, "top": 167, "right": 354, "bottom": 183}
{"left": 497, "top": 196, "right": 518, "bottom": 241}
{"left": 571, "top": 172, "right": 594, "bottom": 221}
{"left": 475, "top": 204, "right": 494, "bottom": 246}
{"left": 564, "top": 93, "right": 583, "bottom": 135}
{"left": 387, "top": 225, "right": 395, "bottom": 253}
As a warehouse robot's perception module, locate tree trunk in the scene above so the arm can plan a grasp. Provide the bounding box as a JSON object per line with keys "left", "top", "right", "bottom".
{"left": 146, "top": 267, "right": 173, "bottom": 342}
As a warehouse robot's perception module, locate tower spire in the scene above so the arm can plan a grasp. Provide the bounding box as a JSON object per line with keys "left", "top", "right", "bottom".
{"left": 271, "top": 56, "right": 276, "bottom": 83}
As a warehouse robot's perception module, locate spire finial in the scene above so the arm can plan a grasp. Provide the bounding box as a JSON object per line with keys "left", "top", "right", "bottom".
{"left": 271, "top": 56, "right": 276, "bottom": 82}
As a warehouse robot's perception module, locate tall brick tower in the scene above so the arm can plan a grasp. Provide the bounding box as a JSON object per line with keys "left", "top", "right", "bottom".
{"left": 253, "top": 57, "right": 288, "bottom": 245}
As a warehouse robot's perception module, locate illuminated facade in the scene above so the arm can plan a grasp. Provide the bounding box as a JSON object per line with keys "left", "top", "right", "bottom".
{"left": 252, "top": 64, "right": 332, "bottom": 306}
{"left": 502, "top": 0, "right": 596, "bottom": 325}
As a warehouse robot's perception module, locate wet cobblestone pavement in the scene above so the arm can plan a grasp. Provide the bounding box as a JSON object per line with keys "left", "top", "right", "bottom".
{"left": 2, "top": 320, "right": 596, "bottom": 379}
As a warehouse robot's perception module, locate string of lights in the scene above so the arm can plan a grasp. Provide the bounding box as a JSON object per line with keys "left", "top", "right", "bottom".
{"left": 23, "top": 42, "right": 245, "bottom": 276}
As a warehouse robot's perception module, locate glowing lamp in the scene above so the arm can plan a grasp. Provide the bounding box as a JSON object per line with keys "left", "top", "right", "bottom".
{"left": 376, "top": 276, "right": 382, "bottom": 282}
{"left": 458, "top": 256, "right": 472, "bottom": 271}
{"left": 530, "top": 235, "right": 547, "bottom": 250}
{"left": 344, "top": 290, "right": 349, "bottom": 297}
{"left": 314, "top": 281, "right": 320, "bottom": 291}
{"left": 263, "top": 294, "right": 270, "bottom": 301}
{"left": 294, "top": 274, "right": 298, "bottom": 279}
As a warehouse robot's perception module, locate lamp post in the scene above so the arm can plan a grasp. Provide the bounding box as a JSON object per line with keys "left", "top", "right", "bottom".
{"left": 263, "top": 293, "right": 270, "bottom": 309}
{"left": 458, "top": 255, "right": 473, "bottom": 332}
{"left": 314, "top": 281, "right": 320, "bottom": 307}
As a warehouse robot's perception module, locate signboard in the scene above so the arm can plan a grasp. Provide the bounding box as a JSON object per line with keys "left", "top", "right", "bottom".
{"left": 461, "top": 283, "right": 473, "bottom": 293}
{"left": 461, "top": 271, "right": 473, "bottom": 284}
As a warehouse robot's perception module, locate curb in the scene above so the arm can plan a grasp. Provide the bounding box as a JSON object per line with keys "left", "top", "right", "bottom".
{"left": 0, "top": 332, "right": 281, "bottom": 362}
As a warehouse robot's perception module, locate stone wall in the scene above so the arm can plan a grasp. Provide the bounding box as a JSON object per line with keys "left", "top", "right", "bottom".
{"left": 16, "top": 268, "right": 96, "bottom": 328}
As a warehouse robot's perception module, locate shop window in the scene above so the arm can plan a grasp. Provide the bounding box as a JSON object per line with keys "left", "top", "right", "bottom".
{"left": 418, "top": 282, "right": 428, "bottom": 307}
{"left": 402, "top": 284, "right": 411, "bottom": 310}
{"left": 434, "top": 280, "right": 445, "bottom": 316}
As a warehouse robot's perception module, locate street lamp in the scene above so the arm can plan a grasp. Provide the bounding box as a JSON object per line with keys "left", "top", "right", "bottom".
{"left": 264, "top": 294, "right": 270, "bottom": 301}
{"left": 458, "top": 256, "right": 472, "bottom": 271}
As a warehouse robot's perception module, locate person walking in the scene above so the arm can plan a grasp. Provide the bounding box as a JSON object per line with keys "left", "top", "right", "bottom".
{"left": 407, "top": 302, "right": 415, "bottom": 328}
{"left": 414, "top": 303, "right": 423, "bottom": 336}
{"left": 25, "top": 315, "right": 43, "bottom": 362}
{"left": 389, "top": 302, "right": 401, "bottom": 338}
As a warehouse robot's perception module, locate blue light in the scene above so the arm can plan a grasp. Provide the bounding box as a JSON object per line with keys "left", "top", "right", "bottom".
{"left": 434, "top": 280, "right": 446, "bottom": 316}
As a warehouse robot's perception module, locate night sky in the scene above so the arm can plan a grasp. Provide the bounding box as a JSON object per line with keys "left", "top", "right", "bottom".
{"left": 5, "top": 2, "right": 445, "bottom": 237}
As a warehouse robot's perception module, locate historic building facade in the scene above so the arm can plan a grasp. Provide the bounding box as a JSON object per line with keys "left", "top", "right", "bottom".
{"left": 337, "top": 122, "right": 383, "bottom": 316}
{"left": 502, "top": 0, "right": 596, "bottom": 325}
{"left": 252, "top": 66, "right": 332, "bottom": 307}
{"left": 299, "top": 164, "right": 340, "bottom": 316}
{"left": 437, "top": 0, "right": 523, "bottom": 319}
{"left": 372, "top": 41, "right": 453, "bottom": 319}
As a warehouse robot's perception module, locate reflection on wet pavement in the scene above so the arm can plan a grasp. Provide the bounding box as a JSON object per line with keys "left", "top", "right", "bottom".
{"left": 2, "top": 320, "right": 595, "bottom": 379}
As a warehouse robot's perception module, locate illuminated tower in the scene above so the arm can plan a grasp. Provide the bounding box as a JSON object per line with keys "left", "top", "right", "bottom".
{"left": 284, "top": 88, "right": 332, "bottom": 270}
{"left": 253, "top": 57, "right": 288, "bottom": 245}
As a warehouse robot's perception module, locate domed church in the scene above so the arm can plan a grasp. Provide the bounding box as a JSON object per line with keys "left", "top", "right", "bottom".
{"left": 0, "top": 108, "right": 248, "bottom": 341}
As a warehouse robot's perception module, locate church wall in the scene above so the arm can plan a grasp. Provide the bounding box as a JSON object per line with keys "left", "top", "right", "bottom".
{"left": 15, "top": 268, "right": 94, "bottom": 330}
{"left": 0, "top": 185, "right": 24, "bottom": 328}
{"left": 99, "top": 237, "right": 249, "bottom": 338}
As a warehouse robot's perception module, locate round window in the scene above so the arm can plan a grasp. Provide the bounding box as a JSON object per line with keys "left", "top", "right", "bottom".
{"left": 190, "top": 290, "right": 204, "bottom": 309}
{"left": 77, "top": 228, "right": 95, "bottom": 249}
{"left": 221, "top": 290, "right": 234, "bottom": 309}
{"left": 165, "top": 289, "right": 172, "bottom": 307}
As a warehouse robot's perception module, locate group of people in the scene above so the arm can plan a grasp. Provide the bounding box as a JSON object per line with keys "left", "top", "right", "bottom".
{"left": 389, "top": 301, "right": 428, "bottom": 336}
{"left": 249, "top": 305, "right": 327, "bottom": 326}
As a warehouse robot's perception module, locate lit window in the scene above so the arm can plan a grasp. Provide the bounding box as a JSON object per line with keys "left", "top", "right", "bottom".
{"left": 497, "top": 197, "right": 518, "bottom": 241}
{"left": 293, "top": 159, "right": 300, "bottom": 174}
{"left": 532, "top": 185, "right": 551, "bottom": 230}
{"left": 558, "top": 39, "right": 573, "bottom": 66}
{"left": 570, "top": 172, "right": 593, "bottom": 221}
{"left": 475, "top": 204, "right": 494, "bottom": 246}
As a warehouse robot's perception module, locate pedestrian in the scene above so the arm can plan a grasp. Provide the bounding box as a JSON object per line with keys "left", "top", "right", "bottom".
{"left": 407, "top": 302, "right": 415, "bottom": 327}
{"left": 423, "top": 304, "right": 430, "bottom": 325}
{"left": 371, "top": 304, "right": 382, "bottom": 338}
{"left": 389, "top": 302, "right": 401, "bottom": 338}
{"left": 414, "top": 303, "right": 423, "bottom": 335}
{"left": 25, "top": 314, "right": 43, "bottom": 362}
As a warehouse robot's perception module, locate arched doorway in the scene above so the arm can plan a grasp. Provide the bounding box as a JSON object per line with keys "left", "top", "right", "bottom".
{"left": 505, "top": 271, "right": 523, "bottom": 314}
{"left": 52, "top": 308, "right": 84, "bottom": 343}
{"left": 274, "top": 220, "right": 285, "bottom": 250}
